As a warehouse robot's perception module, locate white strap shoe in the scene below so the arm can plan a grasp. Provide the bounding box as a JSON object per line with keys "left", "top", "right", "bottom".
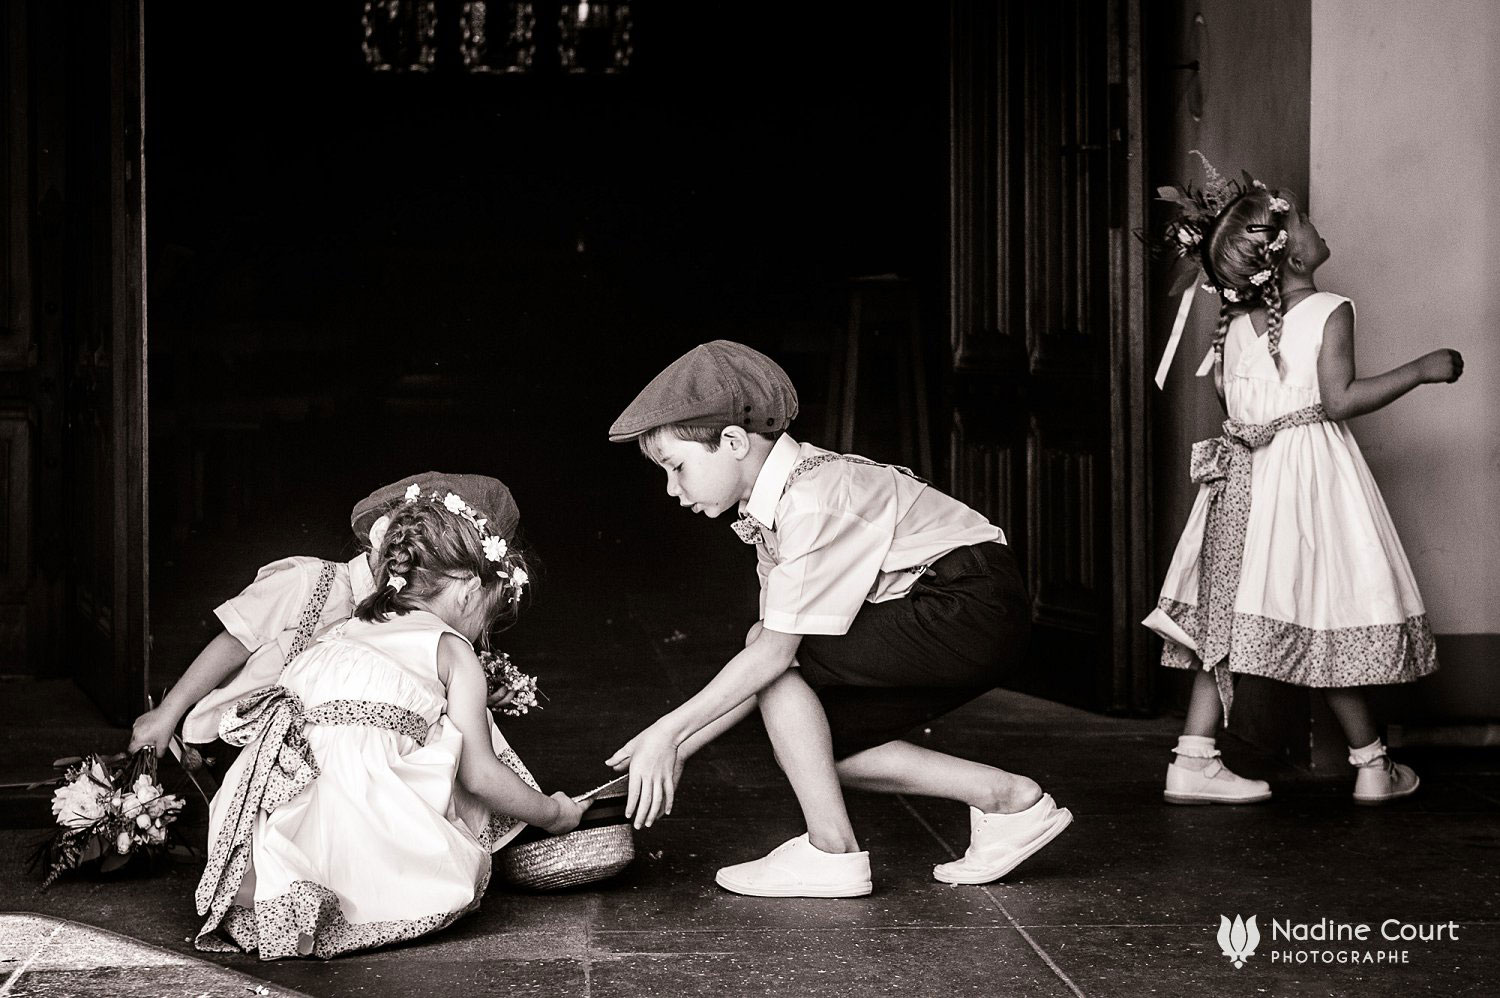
{"left": 932, "top": 793, "right": 1074, "bottom": 885}
{"left": 714, "top": 834, "right": 872, "bottom": 898}
{"left": 1163, "top": 758, "right": 1272, "bottom": 805}
{"left": 1352, "top": 751, "right": 1420, "bottom": 804}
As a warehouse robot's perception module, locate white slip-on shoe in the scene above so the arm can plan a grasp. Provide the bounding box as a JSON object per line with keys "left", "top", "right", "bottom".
{"left": 1163, "top": 759, "right": 1272, "bottom": 805}
{"left": 1353, "top": 758, "right": 1420, "bottom": 804}
{"left": 932, "top": 794, "right": 1074, "bottom": 885}
{"left": 714, "top": 834, "right": 872, "bottom": 898}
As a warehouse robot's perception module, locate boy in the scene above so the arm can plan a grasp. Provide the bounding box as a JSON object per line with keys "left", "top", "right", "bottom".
{"left": 129, "top": 472, "right": 522, "bottom": 756}
{"left": 605, "top": 340, "right": 1072, "bottom": 896}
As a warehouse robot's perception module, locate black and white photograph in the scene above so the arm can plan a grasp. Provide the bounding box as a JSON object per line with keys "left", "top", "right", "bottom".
{"left": 1, "top": 2, "right": 1495, "bottom": 995}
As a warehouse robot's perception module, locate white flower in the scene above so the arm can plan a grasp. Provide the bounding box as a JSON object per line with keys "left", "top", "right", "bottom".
{"left": 131, "top": 774, "right": 163, "bottom": 808}
{"left": 443, "top": 492, "right": 466, "bottom": 514}
{"left": 483, "top": 536, "right": 506, "bottom": 562}
{"left": 404, "top": 483, "right": 422, "bottom": 500}
{"left": 115, "top": 831, "right": 133, "bottom": 854}
{"left": 1222, "top": 287, "right": 1240, "bottom": 302}
{"left": 1249, "top": 269, "right": 1272, "bottom": 286}
{"left": 136, "top": 812, "right": 152, "bottom": 829}
{"left": 1268, "top": 230, "right": 1288, "bottom": 252}
{"left": 50, "top": 760, "right": 111, "bottom": 829}
{"left": 511, "top": 567, "right": 528, "bottom": 588}
{"left": 1201, "top": 282, "right": 1219, "bottom": 295}
{"left": 51, "top": 780, "right": 105, "bottom": 830}
{"left": 1251, "top": 179, "right": 1267, "bottom": 190}
{"left": 1269, "top": 196, "right": 1290, "bottom": 213}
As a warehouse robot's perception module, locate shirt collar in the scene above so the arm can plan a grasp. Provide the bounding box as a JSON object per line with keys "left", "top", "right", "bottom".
{"left": 742, "top": 433, "right": 800, "bottom": 528}
{"left": 348, "top": 552, "right": 376, "bottom": 603}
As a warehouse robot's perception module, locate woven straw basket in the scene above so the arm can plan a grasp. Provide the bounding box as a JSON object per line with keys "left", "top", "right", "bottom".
{"left": 498, "top": 823, "right": 636, "bottom": 891}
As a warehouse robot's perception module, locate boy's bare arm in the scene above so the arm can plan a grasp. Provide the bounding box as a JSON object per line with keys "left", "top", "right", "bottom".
{"left": 128, "top": 631, "right": 252, "bottom": 754}
{"left": 608, "top": 627, "right": 802, "bottom": 826}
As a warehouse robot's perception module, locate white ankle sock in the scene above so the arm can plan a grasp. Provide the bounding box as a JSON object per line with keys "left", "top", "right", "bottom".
{"left": 1348, "top": 738, "right": 1386, "bottom": 768}
{"left": 1174, "top": 735, "right": 1219, "bottom": 771}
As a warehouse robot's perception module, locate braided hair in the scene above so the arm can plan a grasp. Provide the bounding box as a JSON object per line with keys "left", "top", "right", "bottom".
{"left": 1201, "top": 187, "right": 1294, "bottom": 370}
{"left": 354, "top": 498, "right": 531, "bottom": 642}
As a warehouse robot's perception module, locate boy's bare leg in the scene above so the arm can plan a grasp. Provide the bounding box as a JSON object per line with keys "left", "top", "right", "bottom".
{"left": 757, "top": 669, "right": 861, "bottom": 854}
{"left": 834, "top": 740, "right": 1041, "bottom": 813}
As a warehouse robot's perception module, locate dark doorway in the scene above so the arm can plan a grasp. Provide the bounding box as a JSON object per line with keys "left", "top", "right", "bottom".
{"left": 145, "top": 5, "right": 952, "bottom": 689}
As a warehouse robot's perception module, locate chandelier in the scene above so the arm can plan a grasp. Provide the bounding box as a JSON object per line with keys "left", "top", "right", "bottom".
{"left": 361, "top": 1, "right": 634, "bottom": 75}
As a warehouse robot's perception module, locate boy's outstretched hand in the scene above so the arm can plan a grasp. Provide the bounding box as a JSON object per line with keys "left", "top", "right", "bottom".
{"left": 606, "top": 723, "right": 684, "bottom": 829}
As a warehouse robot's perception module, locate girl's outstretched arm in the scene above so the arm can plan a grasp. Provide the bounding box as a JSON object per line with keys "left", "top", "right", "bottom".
{"left": 439, "top": 633, "right": 585, "bottom": 835}
{"left": 1317, "top": 302, "right": 1463, "bottom": 420}
{"left": 128, "top": 631, "right": 252, "bottom": 754}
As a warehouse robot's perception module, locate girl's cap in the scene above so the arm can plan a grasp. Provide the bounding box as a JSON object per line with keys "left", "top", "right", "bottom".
{"left": 608, "top": 340, "right": 799, "bottom": 442}
{"left": 350, "top": 472, "right": 520, "bottom": 543}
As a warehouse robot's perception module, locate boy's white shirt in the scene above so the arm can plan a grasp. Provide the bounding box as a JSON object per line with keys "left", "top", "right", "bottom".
{"left": 745, "top": 435, "right": 1004, "bottom": 637}
{"left": 182, "top": 553, "right": 376, "bottom": 742}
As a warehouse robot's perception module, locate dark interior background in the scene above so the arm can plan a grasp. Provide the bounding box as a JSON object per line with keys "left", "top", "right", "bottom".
{"left": 144, "top": 2, "right": 950, "bottom": 679}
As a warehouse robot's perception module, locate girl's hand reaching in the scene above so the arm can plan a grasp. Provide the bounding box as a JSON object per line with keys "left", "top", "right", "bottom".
{"left": 1417, "top": 349, "right": 1464, "bottom": 384}
{"left": 486, "top": 686, "right": 517, "bottom": 711}
{"left": 540, "top": 791, "right": 588, "bottom": 835}
{"left": 129, "top": 706, "right": 178, "bottom": 756}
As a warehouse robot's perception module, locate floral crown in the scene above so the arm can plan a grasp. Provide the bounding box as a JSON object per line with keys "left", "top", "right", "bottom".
{"left": 388, "top": 484, "right": 529, "bottom": 604}
{"left": 1152, "top": 150, "right": 1292, "bottom": 305}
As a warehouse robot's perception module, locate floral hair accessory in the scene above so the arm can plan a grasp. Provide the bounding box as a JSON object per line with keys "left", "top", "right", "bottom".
{"left": 402, "top": 487, "right": 529, "bottom": 604}
{"left": 1144, "top": 151, "right": 1295, "bottom": 388}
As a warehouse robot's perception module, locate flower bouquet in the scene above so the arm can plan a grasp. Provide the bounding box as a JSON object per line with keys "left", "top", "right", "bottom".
{"left": 478, "top": 650, "right": 543, "bottom": 716}
{"left": 33, "top": 747, "right": 187, "bottom": 889}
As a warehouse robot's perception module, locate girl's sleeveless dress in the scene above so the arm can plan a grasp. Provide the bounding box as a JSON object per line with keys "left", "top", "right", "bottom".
{"left": 1143, "top": 291, "right": 1437, "bottom": 689}
{"left": 193, "top": 610, "right": 538, "bottom": 959}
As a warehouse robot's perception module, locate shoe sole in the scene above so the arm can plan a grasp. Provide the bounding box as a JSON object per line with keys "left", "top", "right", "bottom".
{"left": 713, "top": 872, "right": 873, "bottom": 898}
{"left": 1163, "top": 790, "right": 1272, "bottom": 805}
{"left": 931, "top": 809, "right": 1074, "bottom": 885}
{"left": 1353, "top": 773, "right": 1420, "bottom": 805}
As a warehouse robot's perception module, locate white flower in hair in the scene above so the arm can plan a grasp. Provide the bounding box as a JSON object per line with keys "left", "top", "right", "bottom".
{"left": 511, "top": 567, "right": 529, "bottom": 587}
{"left": 1269, "top": 196, "right": 1291, "bottom": 213}
{"left": 483, "top": 535, "right": 506, "bottom": 563}
{"left": 1249, "top": 269, "right": 1272, "bottom": 286}
{"left": 1251, "top": 179, "right": 1267, "bottom": 190}
{"left": 1201, "top": 282, "right": 1219, "bottom": 295}
{"left": 404, "top": 483, "right": 422, "bottom": 500}
{"left": 1222, "top": 286, "right": 1241, "bottom": 302}
{"left": 443, "top": 492, "right": 466, "bottom": 514}
{"left": 1268, "top": 230, "right": 1288, "bottom": 252}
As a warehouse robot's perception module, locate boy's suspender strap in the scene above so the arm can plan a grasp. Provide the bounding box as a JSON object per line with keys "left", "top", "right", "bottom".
{"left": 286, "top": 560, "right": 339, "bottom": 664}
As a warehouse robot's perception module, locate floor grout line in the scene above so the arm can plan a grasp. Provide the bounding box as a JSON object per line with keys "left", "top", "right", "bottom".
{"left": 896, "top": 795, "right": 1089, "bottom": 998}
{"left": 0, "top": 921, "right": 63, "bottom": 997}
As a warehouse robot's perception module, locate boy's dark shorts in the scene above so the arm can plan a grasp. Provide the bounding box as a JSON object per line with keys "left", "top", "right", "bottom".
{"left": 794, "top": 541, "right": 1030, "bottom": 760}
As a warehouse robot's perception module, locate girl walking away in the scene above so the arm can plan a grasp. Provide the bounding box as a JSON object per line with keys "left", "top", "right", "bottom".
{"left": 194, "top": 482, "right": 586, "bottom": 959}
{"left": 1143, "top": 156, "right": 1463, "bottom": 806}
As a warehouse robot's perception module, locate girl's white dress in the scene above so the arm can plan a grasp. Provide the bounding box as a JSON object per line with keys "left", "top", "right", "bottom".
{"left": 194, "top": 610, "right": 537, "bottom": 960}
{"left": 1143, "top": 291, "right": 1437, "bottom": 689}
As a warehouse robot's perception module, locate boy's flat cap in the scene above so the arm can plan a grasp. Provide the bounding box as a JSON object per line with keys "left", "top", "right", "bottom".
{"left": 350, "top": 472, "right": 520, "bottom": 543}
{"left": 608, "top": 340, "right": 799, "bottom": 442}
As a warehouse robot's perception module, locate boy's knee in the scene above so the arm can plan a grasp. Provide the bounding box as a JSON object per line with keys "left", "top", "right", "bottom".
{"left": 744, "top": 621, "right": 764, "bottom": 647}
